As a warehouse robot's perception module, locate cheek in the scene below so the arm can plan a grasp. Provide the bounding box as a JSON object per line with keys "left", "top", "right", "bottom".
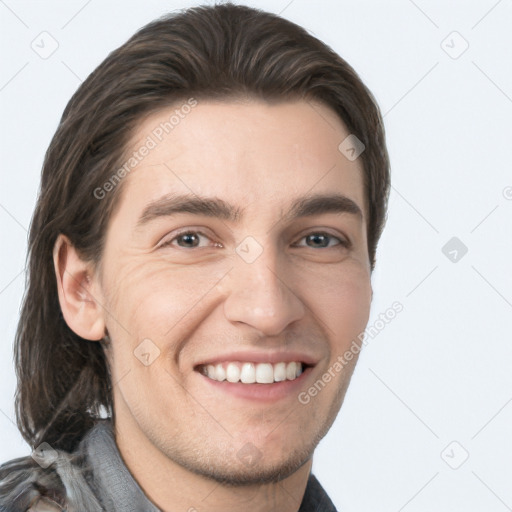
{"left": 103, "top": 258, "right": 230, "bottom": 354}
{"left": 299, "top": 259, "right": 371, "bottom": 345}
{"left": 103, "top": 250, "right": 370, "bottom": 369}
{"left": 102, "top": 261, "right": 224, "bottom": 411}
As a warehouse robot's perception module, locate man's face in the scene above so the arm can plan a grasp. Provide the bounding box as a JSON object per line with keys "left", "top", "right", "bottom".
{"left": 97, "top": 99, "right": 372, "bottom": 484}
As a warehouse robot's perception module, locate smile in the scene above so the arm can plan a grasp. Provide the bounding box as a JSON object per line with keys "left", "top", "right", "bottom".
{"left": 198, "top": 361, "right": 307, "bottom": 384}
{"left": 195, "top": 361, "right": 314, "bottom": 402}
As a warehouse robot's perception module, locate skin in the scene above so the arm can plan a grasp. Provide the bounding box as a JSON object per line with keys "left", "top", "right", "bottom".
{"left": 54, "top": 98, "right": 373, "bottom": 512}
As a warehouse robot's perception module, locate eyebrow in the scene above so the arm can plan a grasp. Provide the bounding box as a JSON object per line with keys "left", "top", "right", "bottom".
{"left": 135, "top": 192, "right": 363, "bottom": 228}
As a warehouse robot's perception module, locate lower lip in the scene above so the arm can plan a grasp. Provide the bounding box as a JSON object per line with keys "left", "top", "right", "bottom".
{"left": 197, "top": 366, "right": 314, "bottom": 402}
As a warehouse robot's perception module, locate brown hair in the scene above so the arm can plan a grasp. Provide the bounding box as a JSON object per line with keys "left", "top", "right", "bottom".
{"left": 15, "top": 2, "right": 390, "bottom": 455}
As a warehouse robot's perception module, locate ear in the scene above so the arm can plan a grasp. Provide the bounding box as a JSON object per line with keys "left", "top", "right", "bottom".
{"left": 53, "top": 234, "right": 106, "bottom": 341}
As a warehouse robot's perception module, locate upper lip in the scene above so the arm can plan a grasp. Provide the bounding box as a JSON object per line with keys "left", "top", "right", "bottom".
{"left": 194, "top": 350, "right": 320, "bottom": 369}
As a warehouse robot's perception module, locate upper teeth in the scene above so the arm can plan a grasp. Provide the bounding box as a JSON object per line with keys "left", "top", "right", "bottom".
{"left": 202, "top": 362, "right": 304, "bottom": 384}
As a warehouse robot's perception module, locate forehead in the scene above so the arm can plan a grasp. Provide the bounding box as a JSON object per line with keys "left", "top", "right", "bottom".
{"left": 115, "top": 99, "right": 366, "bottom": 225}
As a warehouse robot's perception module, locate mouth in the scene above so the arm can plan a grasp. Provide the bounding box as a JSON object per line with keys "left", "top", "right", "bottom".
{"left": 193, "top": 360, "right": 316, "bottom": 402}
{"left": 195, "top": 361, "right": 312, "bottom": 384}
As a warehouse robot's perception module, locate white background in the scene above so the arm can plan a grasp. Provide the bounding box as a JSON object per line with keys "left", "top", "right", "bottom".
{"left": 1, "top": 1, "right": 511, "bottom": 511}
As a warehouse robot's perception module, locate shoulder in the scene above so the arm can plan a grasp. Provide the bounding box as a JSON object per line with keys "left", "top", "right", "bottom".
{"left": 0, "top": 422, "right": 112, "bottom": 512}
{"left": 0, "top": 435, "right": 105, "bottom": 512}
{"left": 0, "top": 454, "right": 66, "bottom": 512}
{"left": 299, "top": 473, "right": 339, "bottom": 512}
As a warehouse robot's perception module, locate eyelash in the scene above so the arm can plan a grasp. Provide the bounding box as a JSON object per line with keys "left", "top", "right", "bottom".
{"left": 159, "top": 229, "right": 351, "bottom": 250}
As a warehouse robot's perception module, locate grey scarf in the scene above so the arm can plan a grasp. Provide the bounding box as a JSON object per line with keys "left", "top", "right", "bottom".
{"left": 0, "top": 420, "right": 157, "bottom": 511}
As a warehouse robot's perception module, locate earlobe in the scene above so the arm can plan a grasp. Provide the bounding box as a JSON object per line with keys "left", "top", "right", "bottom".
{"left": 53, "top": 234, "right": 106, "bottom": 341}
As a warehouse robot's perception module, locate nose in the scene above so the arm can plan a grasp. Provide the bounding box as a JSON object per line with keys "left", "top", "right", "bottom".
{"left": 223, "top": 244, "right": 305, "bottom": 336}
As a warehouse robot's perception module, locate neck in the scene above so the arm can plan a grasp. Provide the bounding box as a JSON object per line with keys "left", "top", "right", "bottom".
{"left": 114, "top": 414, "right": 313, "bottom": 512}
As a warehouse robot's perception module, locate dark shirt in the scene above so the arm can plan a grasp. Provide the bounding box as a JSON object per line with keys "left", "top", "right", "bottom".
{"left": 0, "top": 420, "right": 338, "bottom": 511}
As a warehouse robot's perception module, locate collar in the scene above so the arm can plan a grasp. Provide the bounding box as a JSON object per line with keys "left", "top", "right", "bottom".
{"left": 78, "top": 419, "right": 160, "bottom": 511}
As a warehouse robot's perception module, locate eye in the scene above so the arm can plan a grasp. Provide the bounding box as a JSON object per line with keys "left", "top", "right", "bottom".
{"left": 294, "top": 232, "right": 350, "bottom": 250}
{"left": 159, "top": 230, "right": 221, "bottom": 249}
{"left": 158, "top": 229, "right": 349, "bottom": 251}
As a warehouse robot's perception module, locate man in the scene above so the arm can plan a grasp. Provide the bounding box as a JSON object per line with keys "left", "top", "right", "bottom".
{"left": 0, "top": 3, "right": 390, "bottom": 511}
